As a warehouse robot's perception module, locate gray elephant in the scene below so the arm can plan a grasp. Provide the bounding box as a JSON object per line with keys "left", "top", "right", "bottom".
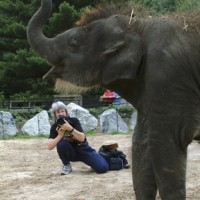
{"left": 27, "top": 0, "right": 200, "bottom": 199}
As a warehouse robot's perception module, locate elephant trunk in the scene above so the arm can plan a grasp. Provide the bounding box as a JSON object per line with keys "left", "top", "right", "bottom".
{"left": 27, "top": 0, "right": 57, "bottom": 64}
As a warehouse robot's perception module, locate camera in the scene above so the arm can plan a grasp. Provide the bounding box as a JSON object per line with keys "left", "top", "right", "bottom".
{"left": 56, "top": 115, "right": 73, "bottom": 137}
{"left": 56, "top": 115, "right": 72, "bottom": 126}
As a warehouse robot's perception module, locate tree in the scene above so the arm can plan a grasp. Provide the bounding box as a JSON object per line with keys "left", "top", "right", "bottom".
{"left": 131, "top": 0, "right": 177, "bottom": 13}
{"left": 62, "top": 0, "right": 100, "bottom": 9}
{"left": 176, "top": 0, "right": 200, "bottom": 11}
{"left": 45, "top": 1, "right": 80, "bottom": 37}
{"left": 151, "top": 0, "right": 176, "bottom": 13}
{"left": 0, "top": 0, "right": 54, "bottom": 99}
{"left": 0, "top": 0, "right": 112, "bottom": 99}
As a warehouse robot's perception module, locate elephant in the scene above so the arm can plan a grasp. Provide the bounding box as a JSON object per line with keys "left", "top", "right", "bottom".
{"left": 27, "top": 0, "right": 200, "bottom": 199}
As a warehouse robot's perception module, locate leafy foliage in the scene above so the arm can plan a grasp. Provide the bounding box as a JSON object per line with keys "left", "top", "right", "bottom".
{"left": 45, "top": 2, "right": 80, "bottom": 37}
{"left": 0, "top": 0, "right": 54, "bottom": 99}
{"left": 176, "top": 0, "right": 200, "bottom": 11}
{"left": 5, "top": 107, "right": 44, "bottom": 122}
{"left": 0, "top": 0, "right": 98, "bottom": 99}
{"left": 88, "top": 105, "right": 135, "bottom": 118}
{"left": 131, "top": 0, "right": 200, "bottom": 13}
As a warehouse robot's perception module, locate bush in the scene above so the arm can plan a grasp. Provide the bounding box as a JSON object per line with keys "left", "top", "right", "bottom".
{"left": 2, "top": 107, "right": 44, "bottom": 122}
{"left": 88, "top": 105, "right": 113, "bottom": 117}
{"left": 88, "top": 105, "right": 135, "bottom": 118}
{"left": 115, "top": 105, "right": 135, "bottom": 118}
{"left": 1, "top": 104, "right": 135, "bottom": 129}
{"left": 176, "top": 0, "right": 200, "bottom": 11}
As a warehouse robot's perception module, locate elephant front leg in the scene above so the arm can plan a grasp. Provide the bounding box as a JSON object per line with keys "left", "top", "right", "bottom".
{"left": 132, "top": 135, "right": 157, "bottom": 200}
{"left": 132, "top": 115, "right": 157, "bottom": 200}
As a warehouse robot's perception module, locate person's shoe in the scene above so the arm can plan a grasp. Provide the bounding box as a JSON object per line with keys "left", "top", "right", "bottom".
{"left": 60, "top": 164, "right": 72, "bottom": 175}
{"left": 124, "top": 163, "right": 130, "bottom": 169}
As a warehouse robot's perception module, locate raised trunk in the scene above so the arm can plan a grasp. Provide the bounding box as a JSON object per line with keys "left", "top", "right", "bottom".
{"left": 27, "top": 0, "right": 57, "bottom": 64}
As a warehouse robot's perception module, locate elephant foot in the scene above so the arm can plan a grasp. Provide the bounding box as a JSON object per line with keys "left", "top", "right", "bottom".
{"left": 134, "top": 185, "right": 157, "bottom": 200}
{"left": 135, "top": 192, "right": 157, "bottom": 200}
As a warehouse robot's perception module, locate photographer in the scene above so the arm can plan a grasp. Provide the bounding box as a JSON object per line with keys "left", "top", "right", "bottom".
{"left": 48, "top": 101, "right": 109, "bottom": 175}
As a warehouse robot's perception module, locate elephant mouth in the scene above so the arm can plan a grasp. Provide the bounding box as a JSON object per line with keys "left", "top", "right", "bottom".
{"left": 60, "top": 77, "right": 100, "bottom": 88}
{"left": 43, "top": 63, "right": 102, "bottom": 90}
{"left": 55, "top": 78, "right": 97, "bottom": 94}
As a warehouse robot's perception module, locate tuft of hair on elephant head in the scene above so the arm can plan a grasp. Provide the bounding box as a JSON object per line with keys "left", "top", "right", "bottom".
{"left": 27, "top": 0, "right": 200, "bottom": 199}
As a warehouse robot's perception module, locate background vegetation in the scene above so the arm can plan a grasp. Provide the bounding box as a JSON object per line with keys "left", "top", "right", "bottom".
{"left": 0, "top": 0, "right": 200, "bottom": 101}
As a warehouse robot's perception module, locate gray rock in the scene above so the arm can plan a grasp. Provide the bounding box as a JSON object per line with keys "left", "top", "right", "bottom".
{"left": 100, "top": 109, "right": 129, "bottom": 133}
{"left": 129, "top": 111, "right": 137, "bottom": 130}
{"left": 21, "top": 110, "right": 50, "bottom": 135}
{"left": 0, "top": 111, "right": 18, "bottom": 138}
{"left": 66, "top": 102, "right": 98, "bottom": 132}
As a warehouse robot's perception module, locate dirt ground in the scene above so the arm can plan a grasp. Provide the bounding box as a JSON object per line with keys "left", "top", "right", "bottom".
{"left": 0, "top": 134, "right": 200, "bottom": 200}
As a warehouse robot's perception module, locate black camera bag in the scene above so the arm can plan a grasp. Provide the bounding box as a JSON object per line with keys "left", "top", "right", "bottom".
{"left": 98, "top": 146, "right": 129, "bottom": 170}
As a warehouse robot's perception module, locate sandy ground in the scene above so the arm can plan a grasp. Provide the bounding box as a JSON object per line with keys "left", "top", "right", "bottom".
{"left": 0, "top": 134, "right": 200, "bottom": 200}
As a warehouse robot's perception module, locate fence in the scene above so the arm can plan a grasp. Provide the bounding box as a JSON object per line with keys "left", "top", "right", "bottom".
{"left": 0, "top": 95, "right": 130, "bottom": 110}
{"left": 0, "top": 95, "right": 82, "bottom": 110}
{"left": 0, "top": 95, "right": 107, "bottom": 110}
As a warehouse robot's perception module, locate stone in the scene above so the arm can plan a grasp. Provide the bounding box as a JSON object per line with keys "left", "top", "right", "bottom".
{"left": 0, "top": 111, "right": 18, "bottom": 138}
{"left": 21, "top": 110, "right": 50, "bottom": 135}
{"left": 66, "top": 102, "right": 98, "bottom": 132}
{"left": 129, "top": 111, "right": 137, "bottom": 130}
{"left": 100, "top": 109, "right": 129, "bottom": 133}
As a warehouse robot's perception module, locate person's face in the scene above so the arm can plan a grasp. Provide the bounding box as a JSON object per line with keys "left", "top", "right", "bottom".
{"left": 55, "top": 109, "right": 67, "bottom": 118}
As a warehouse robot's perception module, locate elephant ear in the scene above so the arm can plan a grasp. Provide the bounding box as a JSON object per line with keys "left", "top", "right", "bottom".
{"left": 101, "top": 33, "right": 143, "bottom": 85}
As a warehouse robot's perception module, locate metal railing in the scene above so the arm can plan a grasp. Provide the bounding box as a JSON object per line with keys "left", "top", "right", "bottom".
{"left": 0, "top": 95, "right": 130, "bottom": 110}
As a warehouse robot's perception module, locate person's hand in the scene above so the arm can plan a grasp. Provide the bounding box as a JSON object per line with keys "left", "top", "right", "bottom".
{"left": 60, "top": 120, "right": 73, "bottom": 132}
{"left": 56, "top": 126, "right": 65, "bottom": 138}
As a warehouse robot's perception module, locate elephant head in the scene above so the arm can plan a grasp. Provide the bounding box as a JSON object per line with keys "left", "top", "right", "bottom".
{"left": 27, "top": 0, "right": 144, "bottom": 92}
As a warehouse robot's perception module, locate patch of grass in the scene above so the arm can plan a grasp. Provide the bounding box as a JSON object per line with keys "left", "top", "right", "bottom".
{"left": 85, "top": 131, "right": 96, "bottom": 136}
{"left": 111, "top": 130, "right": 133, "bottom": 135}
{"left": 1, "top": 133, "right": 48, "bottom": 140}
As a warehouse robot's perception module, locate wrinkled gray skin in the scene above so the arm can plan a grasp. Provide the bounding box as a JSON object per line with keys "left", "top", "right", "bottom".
{"left": 27, "top": 0, "right": 200, "bottom": 199}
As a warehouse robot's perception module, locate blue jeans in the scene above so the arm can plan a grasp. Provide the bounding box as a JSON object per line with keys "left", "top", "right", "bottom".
{"left": 57, "top": 139, "right": 109, "bottom": 173}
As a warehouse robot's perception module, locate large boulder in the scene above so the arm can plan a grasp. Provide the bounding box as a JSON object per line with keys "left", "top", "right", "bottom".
{"left": 21, "top": 110, "right": 50, "bottom": 135}
{"left": 0, "top": 111, "right": 18, "bottom": 138}
{"left": 129, "top": 111, "right": 137, "bottom": 130}
{"left": 100, "top": 109, "right": 129, "bottom": 133}
{"left": 66, "top": 103, "right": 98, "bottom": 132}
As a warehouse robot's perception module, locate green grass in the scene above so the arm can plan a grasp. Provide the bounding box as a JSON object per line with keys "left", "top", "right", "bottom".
{"left": 85, "top": 131, "right": 96, "bottom": 136}
{"left": 1, "top": 130, "right": 133, "bottom": 140}
{"left": 111, "top": 130, "right": 133, "bottom": 135}
{"left": 0, "top": 133, "right": 48, "bottom": 140}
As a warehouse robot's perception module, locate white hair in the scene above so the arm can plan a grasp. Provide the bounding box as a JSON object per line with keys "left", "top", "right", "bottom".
{"left": 51, "top": 101, "right": 68, "bottom": 120}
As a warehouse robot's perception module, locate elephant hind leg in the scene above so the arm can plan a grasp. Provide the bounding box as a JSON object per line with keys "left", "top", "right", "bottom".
{"left": 149, "top": 133, "right": 187, "bottom": 200}
{"left": 152, "top": 148, "right": 186, "bottom": 200}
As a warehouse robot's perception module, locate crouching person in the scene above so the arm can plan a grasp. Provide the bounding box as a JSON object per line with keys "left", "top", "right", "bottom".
{"left": 48, "top": 101, "right": 109, "bottom": 175}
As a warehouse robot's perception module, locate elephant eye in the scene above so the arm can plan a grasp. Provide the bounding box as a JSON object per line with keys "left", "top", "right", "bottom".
{"left": 69, "top": 39, "right": 79, "bottom": 52}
